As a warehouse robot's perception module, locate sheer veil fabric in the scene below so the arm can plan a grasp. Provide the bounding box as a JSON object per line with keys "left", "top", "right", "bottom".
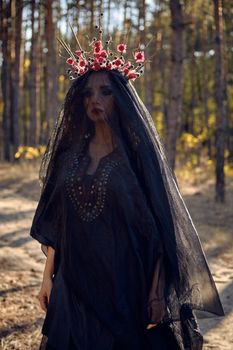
{"left": 31, "top": 69, "right": 224, "bottom": 350}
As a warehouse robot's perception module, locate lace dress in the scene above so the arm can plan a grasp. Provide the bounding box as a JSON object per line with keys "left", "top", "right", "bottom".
{"left": 33, "top": 147, "right": 179, "bottom": 350}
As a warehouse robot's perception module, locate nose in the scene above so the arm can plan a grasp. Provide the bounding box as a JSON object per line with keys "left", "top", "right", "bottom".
{"left": 91, "top": 90, "right": 101, "bottom": 105}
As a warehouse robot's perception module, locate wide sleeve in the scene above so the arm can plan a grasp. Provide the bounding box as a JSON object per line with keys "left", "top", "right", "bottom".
{"left": 126, "top": 142, "right": 167, "bottom": 325}
{"left": 30, "top": 163, "right": 61, "bottom": 256}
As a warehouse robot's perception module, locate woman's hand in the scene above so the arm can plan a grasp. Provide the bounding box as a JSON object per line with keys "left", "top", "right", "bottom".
{"left": 37, "top": 246, "right": 55, "bottom": 312}
{"left": 146, "top": 323, "right": 157, "bottom": 329}
{"left": 37, "top": 277, "right": 53, "bottom": 312}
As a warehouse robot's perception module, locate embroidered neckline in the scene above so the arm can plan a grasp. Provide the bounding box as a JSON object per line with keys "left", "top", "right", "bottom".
{"left": 85, "top": 147, "right": 118, "bottom": 177}
{"left": 65, "top": 147, "right": 121, "bottom": 222}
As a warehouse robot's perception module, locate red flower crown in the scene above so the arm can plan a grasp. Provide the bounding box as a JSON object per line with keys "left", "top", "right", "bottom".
{"left": 57, "top": 14, "right": 145, "bottom": 82}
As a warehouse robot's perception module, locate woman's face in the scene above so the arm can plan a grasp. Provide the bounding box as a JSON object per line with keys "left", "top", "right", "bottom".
{"left": 83, "top": 71, "right": 114, "bottom": 122}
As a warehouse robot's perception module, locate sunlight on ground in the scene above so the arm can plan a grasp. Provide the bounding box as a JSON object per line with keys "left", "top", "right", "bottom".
{"left": 0, "top": 161, "right": 232, "bottom": 349}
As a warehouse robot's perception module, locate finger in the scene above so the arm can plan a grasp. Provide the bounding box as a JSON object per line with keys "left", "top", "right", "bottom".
{"left": 146, "top": 323, "right": 157, "bottom": 329}
{"left": 47, "top": 290, "right": 51, "bottom": 304}
{"left": 38, "top": 295, "right": 48, "bottom": 312}
{"left": 39, "top": 299, "right": 46, "bottom": 312}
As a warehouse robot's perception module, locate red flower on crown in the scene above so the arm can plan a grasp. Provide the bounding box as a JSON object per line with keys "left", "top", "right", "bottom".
{"left": 102, "top": 50, "right": 108, "bottom": 58}
{"left": 94, "top": 40, "right": 103, "bottom": 48}
{"left": 79, "top": 60, "right": 86, "bottom": 67}
{"left": 114, "top": 58, "right": 124, "bottom": 67}
{"left": 106, "top": 62, "right": 113, "bottom": 70}
{"left": 117, "top": 44, "right": 127, "bottom": 53}
{"left": 98, "top": 50, "right": 108, "bottom": 58}
{"left": 134, "top": 51, "right": 145, "bottom": 62}
{"left": 94, "top": 46, "right": 102, "bottom": 54}
{"left": 92, "top": 60, "right": 101, "bottom": 71}
{"left": 75, "top": 50, "right": 83, "bottom": 57}
{"left": 127, "top": 71, "right": 138, "bottom": 81}
{"left": 66, "top": 57, "right": 74, "bottom": 65}
{"left": 124, "top": 61, "right": 132, "bottom": 69}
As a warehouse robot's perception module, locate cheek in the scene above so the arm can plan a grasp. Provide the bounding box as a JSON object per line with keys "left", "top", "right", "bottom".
{"left": 106, "top": 97, "right": 114, "bottom": 111}
{"left": 84, "top": 98, "right": 89, "bottom": 110}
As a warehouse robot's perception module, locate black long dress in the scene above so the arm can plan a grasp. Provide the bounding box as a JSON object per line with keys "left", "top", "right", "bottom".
{"left": 31, "top": 146, "right": 179, "bottom": 350}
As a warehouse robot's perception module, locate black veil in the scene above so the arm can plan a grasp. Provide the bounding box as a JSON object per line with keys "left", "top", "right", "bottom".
{"left": 32, "top": 69, "right": 224, "bottom": 348}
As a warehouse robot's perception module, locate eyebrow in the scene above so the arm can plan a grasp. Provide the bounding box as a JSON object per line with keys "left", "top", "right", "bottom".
{"left": 84, "top": 85, "right": 112, "bottom": 90}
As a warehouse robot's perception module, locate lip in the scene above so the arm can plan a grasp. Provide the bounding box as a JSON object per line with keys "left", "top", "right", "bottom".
{"left": 91, "top": 107, "right": 104, "bottom": 114}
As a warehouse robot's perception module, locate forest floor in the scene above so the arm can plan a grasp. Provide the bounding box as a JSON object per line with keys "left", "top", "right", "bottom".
{"left": 0, "top": 160, "right": 232, "bottom": 350}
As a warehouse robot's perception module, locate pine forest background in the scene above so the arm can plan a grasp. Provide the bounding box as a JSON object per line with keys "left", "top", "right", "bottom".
{"left": 1, "top": 0, "right": 233, "bottom": 202}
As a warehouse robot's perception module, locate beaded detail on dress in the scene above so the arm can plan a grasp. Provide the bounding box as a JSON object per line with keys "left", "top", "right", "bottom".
{"left": 65, "top": 148, "right": 121, "bottom": 222}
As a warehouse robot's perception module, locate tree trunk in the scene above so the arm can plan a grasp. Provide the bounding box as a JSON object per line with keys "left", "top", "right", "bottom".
{"left": 222, "top": 1, "right": 233, "bottom": 163}
{"left": 38, "top": 1, "right": 46, "bottom": 145}
{"left": 213, "top": 0, "right": 227, "bottom": 202}
{"left": 201, "top": 16, "right": 212, "bottom": 159}
{"left": 121, "top": 0, "right": 128, "bottom": 42}
{"left": 166, "top": 0, "right": 185, "bottom": 170}
{"left": 29, "top": 0, "right": 39, "bottom": 146}
{"left": 137, "top": 0, "right": 153, "bottom": 111}
{"left": 1, "top": 1, "right": 12, "bottom": 161}
{"left": 44, "top": 0, "right": 58, "bottom": 139}
{"left": 107, "top": 0, "right": 111, "bottom": 30}
{"left": 90, "top": 0, "right": 94, "bottom": 38}
{"left": 188, "top": 26, "right": 196, "bottom": 135}
{"left": 11, "top": 0, "right": 23, "bottom": 158}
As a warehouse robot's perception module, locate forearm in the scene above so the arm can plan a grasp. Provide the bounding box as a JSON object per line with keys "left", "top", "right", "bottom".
{"left": 147, "top": 254, "right": 166, "bottom": 324}
{"left": 43, "top": 246, "right": 55, "bottom": 280}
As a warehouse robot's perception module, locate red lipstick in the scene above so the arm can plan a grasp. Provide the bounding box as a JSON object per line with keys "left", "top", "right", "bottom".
{"left": 91, "top": 107, "right": 103, "bottom": 114}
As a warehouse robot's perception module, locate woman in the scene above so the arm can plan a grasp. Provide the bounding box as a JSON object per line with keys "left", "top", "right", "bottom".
{"left": 30, "top": 56, "right": 224, "bottom": 349}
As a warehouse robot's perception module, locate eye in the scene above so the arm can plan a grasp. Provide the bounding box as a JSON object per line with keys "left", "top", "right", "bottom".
{"left": 102, "top": 88, "right": 113, "bottom": 96}
{"left": 83, "top": 90, "right": 92, "bottom": 97}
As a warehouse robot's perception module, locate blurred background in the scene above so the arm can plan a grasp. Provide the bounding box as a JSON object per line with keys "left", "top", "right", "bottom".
{"left": 0, "top": 0, "right": 232, "bottom": 200}
{"left": 0, "top": 1, "right": 233, "bottom": 349}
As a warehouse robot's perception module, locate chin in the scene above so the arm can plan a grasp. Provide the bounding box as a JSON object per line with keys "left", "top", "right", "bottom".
{"left": 87, "top": 113, "right": 106, "bottom": 122}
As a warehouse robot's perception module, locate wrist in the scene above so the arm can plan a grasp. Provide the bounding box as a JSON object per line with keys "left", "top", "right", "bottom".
{"left": 42, "top": 275, "right": 53, "bottom": 282}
